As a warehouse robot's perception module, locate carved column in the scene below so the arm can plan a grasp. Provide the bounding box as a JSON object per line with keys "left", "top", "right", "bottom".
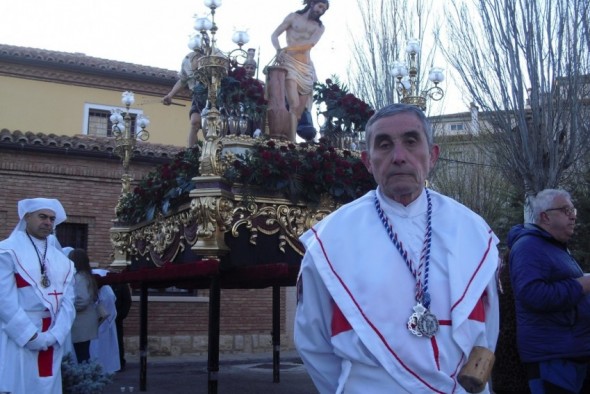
{"left": 109, "top": 226, "right": 132, "bottom": 272}
{"left": 189, "top": 176, "right": 234, "bottom": 259}
{"left": 265, "top": 66, "right": 292, "bottom": 141}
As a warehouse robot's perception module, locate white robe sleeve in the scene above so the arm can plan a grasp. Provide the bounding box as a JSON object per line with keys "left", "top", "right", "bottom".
{"left": 294, "top": 252, "right": 342, "bottom": 394}
{"left": 48, "top": 269, "right": 76, "bottom": 347}
{"left": 0, "top": 251, "right": 38, "bottom": 346}
{"left": 484, "top": 271, "right": 500, "bottom": 352}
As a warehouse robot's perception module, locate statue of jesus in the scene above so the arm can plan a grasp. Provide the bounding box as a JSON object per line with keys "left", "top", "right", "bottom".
{"left": 271, "top": 0, "right": 329, "bottom": 140}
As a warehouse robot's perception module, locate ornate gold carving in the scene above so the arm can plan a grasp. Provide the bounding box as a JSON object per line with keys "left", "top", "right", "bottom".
{"left": 109, "top": 135, "right": 349, "bottom": 268}
{"left": 111, "top": 190, "right": 338, "bottom": 268}
{"left": 200, "top": 133, "right": 257, "bottom": 177}
{"left": 109, "top": 204, "right": 198, "bottom": 268}
{"left": 218, "top": 135, "right": 256, "bottom": 174}
{"left": 401, "top": 95, "right": 427, "bottom": 111}
{"left": 196, "top": 53, "right": 230, "bottom": 176}
{"left": 135, "top": 209, "right": 198, "bottom": 267}
{"left": 109, "top": 227, "right": 132, "bottom": 271}
{"left": 190, "top": 195, "right": 235, "bottom": 258}
{"left": 231, "top": 200, "right": 332, "bottom": 256}
{"left": 199, "top": 137, "right": 224, "bottom": 176}
{"left": 195, "top": 55, "right": 230, "bottom": 75}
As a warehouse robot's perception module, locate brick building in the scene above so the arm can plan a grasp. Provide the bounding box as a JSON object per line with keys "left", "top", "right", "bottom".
{"left": 0, "top": 43, "right": 296, "bottom": 357}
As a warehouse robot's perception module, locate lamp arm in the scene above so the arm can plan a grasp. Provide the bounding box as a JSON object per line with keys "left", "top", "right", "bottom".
{"left": 423, "top": 85, "right": 445, "bottom": 102}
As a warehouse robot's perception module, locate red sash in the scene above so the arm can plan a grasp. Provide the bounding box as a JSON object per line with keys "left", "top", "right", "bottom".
{"left": 14, "top": 273, "right": 54, "bottom": 376}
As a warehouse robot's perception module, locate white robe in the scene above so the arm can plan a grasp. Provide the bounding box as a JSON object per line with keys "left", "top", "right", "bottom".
{"left": 0, "top": 231, "right": 76, "bottom": 394}
{"left": 295, "top": 189, "right": 500, "bottom": 394}
{"left": 89, "top": 285, "right": 120, "bottom": 374}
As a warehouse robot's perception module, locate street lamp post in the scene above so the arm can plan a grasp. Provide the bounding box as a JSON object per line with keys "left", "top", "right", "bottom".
{"left": 111, "top": 91, "right": 150, "bottom": 199}
{"left": 391, "top": 39, "right": 445, "bottom": 111}
{"left": 190, "top": 0, "right": 250, "bottom": 175}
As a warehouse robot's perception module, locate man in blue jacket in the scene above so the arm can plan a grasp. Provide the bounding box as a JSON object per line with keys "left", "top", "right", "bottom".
{"left": 509, "top": 188, "right": 590, "bottom": 393}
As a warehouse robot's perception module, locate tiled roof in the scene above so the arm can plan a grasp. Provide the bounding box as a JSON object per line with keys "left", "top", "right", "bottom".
{"left": 0, "top": 129, "right": 183, "bottom": 163}
{"left": 0, "top": 43, "right": 178, "bottom": 84}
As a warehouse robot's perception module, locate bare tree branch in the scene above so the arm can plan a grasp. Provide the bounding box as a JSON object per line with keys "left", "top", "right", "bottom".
{"left": 438, "top": 0, "right": 590, "bottom": 196}
{"left": 347, "top": 0, "right": 442, "bottom": 110}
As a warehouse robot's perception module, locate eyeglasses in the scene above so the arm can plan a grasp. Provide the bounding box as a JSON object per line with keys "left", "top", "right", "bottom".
{"left": 545, "top": 206, "right": 577, "bottom": 216}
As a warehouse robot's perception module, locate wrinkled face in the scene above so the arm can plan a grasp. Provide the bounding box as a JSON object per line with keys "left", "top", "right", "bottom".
{"left": 541, "top": 195, "right": 577, "bottom": 243}
{"left": 362, "top": 113, "right": 439, "bottom": 206}
{"left": 25, "top": 209, "right": 56, "bottom": 239}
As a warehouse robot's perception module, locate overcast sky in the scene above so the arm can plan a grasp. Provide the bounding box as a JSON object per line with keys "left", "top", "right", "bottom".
{"left": 0, "top": 0, "right": 464, "bottom": 115}
{"left": 0, "top": 0, "right": 355, "bottom": 78}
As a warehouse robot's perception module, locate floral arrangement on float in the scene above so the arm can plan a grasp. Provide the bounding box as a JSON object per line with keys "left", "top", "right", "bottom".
{"left": 116, "top": 145, "right": 201, "bottom": 224}
{"left": 217, "top": 65, "right": 267, "bottom": 136}
{"left": 313, "top": 76, "right": 375, "bottom": 141}
{"left": 224, "top": 138, "right": 376, "bottom": 204}
{"left": 114, "top": 139, "right": 376, "bottom": 225}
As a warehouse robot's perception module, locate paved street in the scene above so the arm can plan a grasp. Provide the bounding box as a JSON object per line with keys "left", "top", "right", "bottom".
{"left": 103, "top": 352, "right": 318, "bottom": 394}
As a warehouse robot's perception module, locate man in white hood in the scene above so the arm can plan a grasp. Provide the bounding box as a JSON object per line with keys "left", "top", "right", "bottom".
{"left": 0, "top": 198, "right": 76, "bottom": 394}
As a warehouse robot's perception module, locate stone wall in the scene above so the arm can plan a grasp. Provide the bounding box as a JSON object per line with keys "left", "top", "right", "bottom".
{"left": 124, "top": 333, "right": 289, "bottom": 357}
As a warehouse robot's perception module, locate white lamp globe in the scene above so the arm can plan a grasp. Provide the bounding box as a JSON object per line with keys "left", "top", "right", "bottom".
{"left": 204, "top": 0, "right": 222, "bottom": 8}
{"left": 188, "top": 35, "right": 202, "bottom": 50}
{"left": 121, "top": 91, "right": 135, "bottom": 106}
{"left": 406, "top": 39, "right": 421, "bottom": 55}
{"left": 232, "top": 31, "right": 250, "bottom": 46}
{"left": 137, "top": 115, "right": 150, "bottom": 129}
{"left": 428, "top": 67, "right": 445, "bottom": 84}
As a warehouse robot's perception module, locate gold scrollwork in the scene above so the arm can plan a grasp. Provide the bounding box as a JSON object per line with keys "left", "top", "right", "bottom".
{"left": 110, "top": 171, "right": 338, "bottom": 268}
{"left": 110, "top": 206, "right": 198, "bottom": 267}
{"left": 218, "top": 135, "right": 257, "bottom": 175}
{"left": 199, "top": 138, "right": 224, "bottom": 176}
{"left": 149, "top": 217, "right": 179, "bottom": 256}
{"left": 109, "top": 229, "right": 133, "bottom": 270}
{"left": 190, "top": 195, "right": 235, "bottom": 257}
{"left": 110, "top": 230, "right": 132, "bottom": 255}
{"left": 231, "top": 201, "right": 332, "bottom": 256}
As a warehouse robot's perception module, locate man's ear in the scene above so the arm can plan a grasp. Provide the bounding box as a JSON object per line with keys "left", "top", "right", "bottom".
{"left": 429, "top": 144, "right": 440, "bottom": 169}
{"left": 361, "top": 151, "right": 372, "bottom": 173}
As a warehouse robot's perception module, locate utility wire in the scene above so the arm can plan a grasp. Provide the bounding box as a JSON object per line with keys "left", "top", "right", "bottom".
{"left": 438, "top": 157, "right": 500, "bottom": 168}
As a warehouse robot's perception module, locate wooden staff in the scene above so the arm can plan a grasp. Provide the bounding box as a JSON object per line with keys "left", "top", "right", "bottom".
{"left": 139, "top": 98, "right": 186, "bottom": 107}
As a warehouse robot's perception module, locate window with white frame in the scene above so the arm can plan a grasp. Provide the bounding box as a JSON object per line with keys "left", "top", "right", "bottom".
{"left": 83, "top": 103, "right": 143, "bottom": 137}
{"left": 450, "top": 123, "right": 464, "bottom": 132}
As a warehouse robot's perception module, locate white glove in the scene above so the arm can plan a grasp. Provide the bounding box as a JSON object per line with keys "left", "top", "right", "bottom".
{"left": 25, "top": 332, "right": 57, "bottom": 352}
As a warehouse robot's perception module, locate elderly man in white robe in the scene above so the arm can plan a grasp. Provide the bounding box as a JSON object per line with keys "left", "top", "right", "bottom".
{"left": 0, "top": 198, "right": 76, "bottom": 394}
{"left": 295, "top": 104, "right": 500, "bottom": 393}
{"left": 89, "top": 268, "right": 121, "bottom": 374}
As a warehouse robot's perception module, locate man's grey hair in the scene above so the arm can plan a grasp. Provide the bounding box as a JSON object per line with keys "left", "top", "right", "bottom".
{"left": 532, "top": 188, "right": 572, "bottom": 223}
{"left": 364, "top": 104, "right": 434, "bottom": 150}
